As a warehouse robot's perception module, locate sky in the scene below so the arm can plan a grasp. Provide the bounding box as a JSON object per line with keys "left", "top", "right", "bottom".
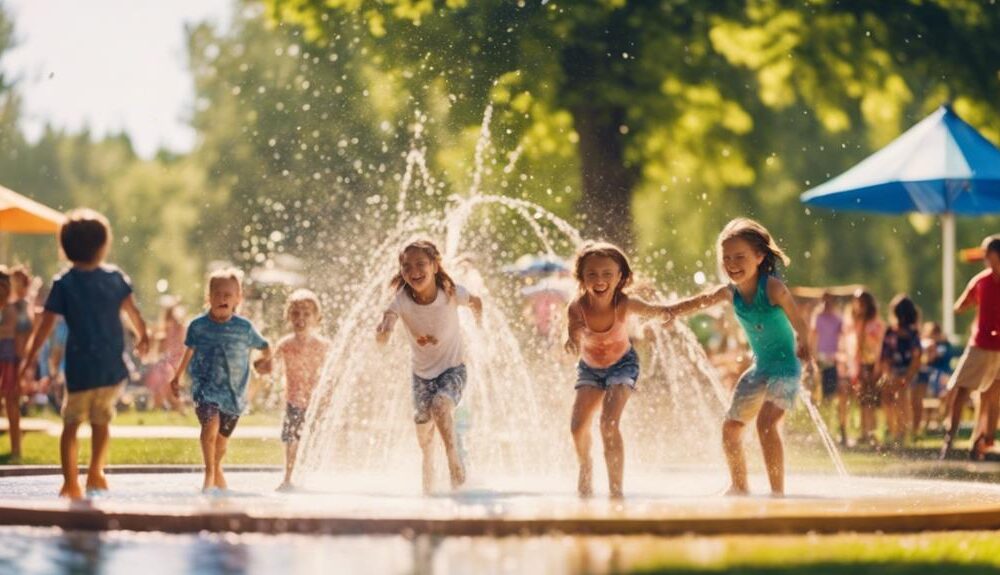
{"left": 2, "top": 0, "right": 231, "bottom": 158}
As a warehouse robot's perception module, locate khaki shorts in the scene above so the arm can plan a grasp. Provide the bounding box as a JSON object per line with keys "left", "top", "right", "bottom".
{"left": 62, "top": 382, "right": 124, "bottom": 425}
{"left": 950, "top": 347, "right": 1000, "bottom": 391}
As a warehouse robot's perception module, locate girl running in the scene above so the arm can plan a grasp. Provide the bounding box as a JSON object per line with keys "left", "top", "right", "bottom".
{"left": 565, "top": 241, "right": 673, "bottom": 499}
{"left": 376, "top": 240, "right": 482, "bottom": 494}
{"left": 665, "top": 218, "right": 811, "bottom": 496}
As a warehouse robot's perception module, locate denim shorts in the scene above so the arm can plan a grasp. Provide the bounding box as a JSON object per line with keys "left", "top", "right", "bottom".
{"left": 196, "top": 402, "right": 240, "bottom": 438}
{"left": 412, "top": 364, "right": 466, "bottom": 424}
{"left": 726, "top": 366, "right": 800, "bottom": 423}
{"left": 576, "top": 347, "right": 640, "bottom": 391}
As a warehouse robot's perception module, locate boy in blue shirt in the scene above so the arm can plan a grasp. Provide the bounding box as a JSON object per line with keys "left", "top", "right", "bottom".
{"left": 170, "top": 268, "right": 272, "bottom": 492}
{"left": 21, "top": 209, "right": 149, "bottom": 500}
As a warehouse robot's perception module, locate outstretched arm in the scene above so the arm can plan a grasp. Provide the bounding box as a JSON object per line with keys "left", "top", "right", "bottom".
{"left": 663, "top": 285, "right": 730, "bottom": 318}
{"left": 375, "top": 311, "right": 397, "bottom": 344}
{"left": 955, "top": 274, "right": 982, "bottom": 314}
{"left": 627, "top": 296, "right": 674, "bottom": 323}
{"left": 768, "top": 277, "right": 812, "bottom": 363}
{"left": 564, "top": 301, "right": 585, "bottom": 355}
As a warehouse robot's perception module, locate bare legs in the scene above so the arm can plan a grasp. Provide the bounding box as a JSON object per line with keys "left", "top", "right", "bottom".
{"left": 836, "top": 381, "right": 850, "bottom": 445}
{"left": 570, "top": 385, "right": 632, "bottom": 498}
{"left": 199, "top": 416, "right": 230, "bottom": 491}
{"left": 279, "top": 441, "right": 298, "bottom": 490}
{"left": 59, "top": 422, "right": 83, "bottom": 500}
{"left": 910, "top": 383, "right": 928, "bottom": 436}
{"left": 86, "top": 424, "right": 110, "bottom": 491}
{"left": 2, "top": 388, "right": 20, "bottom": 460}
{"left": 971, "top": 381, "right": 1000, "bottom": 459}
{"left": 723, "top": 401, "right": 786, "bottom": 496}
{"left": 416, "top": 395, "right": 465, "bottom": 494}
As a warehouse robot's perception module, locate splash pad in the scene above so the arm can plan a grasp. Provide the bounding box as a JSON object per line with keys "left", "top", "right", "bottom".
{"left": 3, "top": 108, "right": 997, "bottom": 542}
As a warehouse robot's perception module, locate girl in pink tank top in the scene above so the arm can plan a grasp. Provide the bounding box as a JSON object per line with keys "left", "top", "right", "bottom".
{"left": 565, "top": 241, "right": 673, "bottom": 499}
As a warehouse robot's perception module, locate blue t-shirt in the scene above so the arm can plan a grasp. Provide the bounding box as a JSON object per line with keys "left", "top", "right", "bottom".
{"left": 44, "top": 266, "right": 132, "bottom": 392}
{"left": 184, "top": 313, "right": 268, "bottom": 416}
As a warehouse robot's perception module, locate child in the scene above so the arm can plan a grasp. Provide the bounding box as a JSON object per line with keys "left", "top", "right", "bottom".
{"left": 145, "top": 300, "right": 187, "bottom": 413}
{"left": 10, "top": 267, "right": 34, "bottom": 363}
{"left": 20, "top": 209, "right": 149, "bottom": 499}
{"left": 664, "top": 218, "right": 810, "bottom": 496}
{"left": 564, "top": 242, "right": 672, "bottom": 499}
{"left": 0, "top": 269, "right": 20, "bottom": 461}
{"left": 275, "top": 289, "right": 331, "bottom": 491}
{"left": 375, "top": 239, "right": 482, "bottom": 494}
{"left": 810, "top": 292, "right": 847, "bottom": 442}
{"left": 876, "top": 294, "right": 922, "bottom": 447}
{"left": 941, "top": 235, "right": 1000, "bottom": 460}
{"left": 852, "top": 290, "right": 884, "bottom": 446}
{"left": 170, "top": 268, "right": 272, "bottom": 492}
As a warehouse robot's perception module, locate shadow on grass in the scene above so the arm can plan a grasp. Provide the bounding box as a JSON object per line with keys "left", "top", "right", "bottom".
{"left": 634, "top": 563, "right": 1000, "bottom": 575}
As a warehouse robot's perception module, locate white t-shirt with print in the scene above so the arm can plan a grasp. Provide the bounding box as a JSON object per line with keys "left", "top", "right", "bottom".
{"left": 386, "top": 284, "right": 470, "bottom": 379}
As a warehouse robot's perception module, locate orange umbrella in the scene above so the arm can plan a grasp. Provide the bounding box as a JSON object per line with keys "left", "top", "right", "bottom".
{"left": 0, "top": 184, "right": 65, "bottom": 234}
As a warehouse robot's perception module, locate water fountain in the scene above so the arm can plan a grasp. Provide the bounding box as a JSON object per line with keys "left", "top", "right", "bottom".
{"left": 2, "top": 107, "right": 1000, "bottom": 547}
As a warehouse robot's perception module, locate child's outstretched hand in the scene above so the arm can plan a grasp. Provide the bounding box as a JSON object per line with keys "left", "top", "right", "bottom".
{"left": 169, "top": 376, "right": 181, "bottom": 398}
{"left": 564, "top": 337, "right": 579, "bottom": 356}
{"left": 254, "top": 357, "right": 273, "bottom": 375}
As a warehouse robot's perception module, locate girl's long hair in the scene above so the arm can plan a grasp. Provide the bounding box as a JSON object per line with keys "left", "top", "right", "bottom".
{"left": 890, "top": 293, "right": 920, "bottom": 330}
{"left": 853, "top": 289, "right": 878, "bottom": 323}
{"left": 572, "top": 241, "right": 633, "bottom": 298}
{"left": 718, "top": 218, "right": 790, "bottom": 276}
{"left": 390, "top": 240, "right": 456, "bottom": 300}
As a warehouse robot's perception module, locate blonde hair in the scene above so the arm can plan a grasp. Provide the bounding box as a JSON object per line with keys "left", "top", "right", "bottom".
{"left": 389, "top": 240, "right": 457, "bottom": 300}
{"left": 718, "top": 218, "right": 790, "bottom": 276}
{"left": 285, "top": 288, "right": 322, "bottom": 320}
{"left": 206, "top": 268, "right": 244, "bottom": 312}
{"left": 572, "top": 241, "right": 633, "bottom": 296}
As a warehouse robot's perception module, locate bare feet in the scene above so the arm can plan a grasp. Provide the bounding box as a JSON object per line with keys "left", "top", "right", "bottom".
{"left": 448, "top": 455, "right": 466, "bottom": 490}
{"left": 723, "top": 485, "right": 749, "bottom": 497}
{"left": 85, "top": 472, "right": 109, "bottom": 492}
{"left": 577, "top": 460, "right": 593, "bottom": 498}
{"left": 59, "top": 480, "right": 84, "bottom": 500}
{"left": 276, "top": 481, "right": 294, "bottom": 493}
{"left": 609, "top": 489, "right": 624, "bottom": 500}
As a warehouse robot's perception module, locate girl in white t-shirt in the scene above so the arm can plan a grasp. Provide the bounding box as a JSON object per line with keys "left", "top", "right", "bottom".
{"left": 375, "top": 239, "right": 483, "bottom": 493}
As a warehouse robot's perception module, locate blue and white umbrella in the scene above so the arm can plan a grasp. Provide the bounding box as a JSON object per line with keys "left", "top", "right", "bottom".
{"left": 802, "top": 104, "right": 1000, "bottom": 335}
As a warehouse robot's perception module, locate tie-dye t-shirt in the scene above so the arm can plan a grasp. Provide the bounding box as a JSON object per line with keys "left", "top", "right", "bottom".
{"left": 184, "top": 314, "right": 268, "bottom": 416}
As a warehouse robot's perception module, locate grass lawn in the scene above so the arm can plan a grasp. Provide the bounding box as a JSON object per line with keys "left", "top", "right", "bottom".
{"left": 0, "top": 432, "right": 283, "bottom": 465}
{"left": 628, "top": 531, "right": 1000, "bottom": 574}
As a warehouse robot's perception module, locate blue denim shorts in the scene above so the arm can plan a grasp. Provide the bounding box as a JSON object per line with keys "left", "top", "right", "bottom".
{"left": 726, "top": 366, "right": 800, "bottom": 423}
{"left": 576, "top": 347, "right": 640, "bottom": 390}
{"left": 412, "top": 364, "right": 466, "bottom": 424}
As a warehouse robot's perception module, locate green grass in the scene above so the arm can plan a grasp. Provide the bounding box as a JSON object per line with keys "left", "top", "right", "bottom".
{"left": 629, "top": 532, "right": 1000, "bottom": 574}
{"left": 23, "top": 407, "right": 283, "bottom": 427}
{"left": 0, "top": 432, "right": 283, "bottom": 465}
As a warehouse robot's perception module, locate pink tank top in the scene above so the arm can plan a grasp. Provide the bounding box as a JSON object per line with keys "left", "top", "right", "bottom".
{"left": 580, "top": 297, "right": 631, "bottom": 369}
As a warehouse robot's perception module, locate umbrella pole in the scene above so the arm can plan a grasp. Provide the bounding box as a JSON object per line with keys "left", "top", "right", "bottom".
{"left": 942, "top": 213, "right": 956, "bottom": 338}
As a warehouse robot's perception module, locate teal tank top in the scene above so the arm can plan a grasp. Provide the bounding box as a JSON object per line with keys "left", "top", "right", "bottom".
{"left": 732, "top": 274, "right": 800, "bottom": 377}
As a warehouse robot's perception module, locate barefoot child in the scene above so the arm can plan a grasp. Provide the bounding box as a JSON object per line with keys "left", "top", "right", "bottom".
{"left": 565, "top": 242, "right": 673, "bottom": 499}
{"left": 170, "top": 268, "right": 272, "bottom": 492}
{"left": 0, "top": 269, "right": 20, "bottom": 461}
{"left": 665, "top": 218, "right": 811, "bottom": 496}
{"left": 20, "top": 209, "right": 150, "bottom": 499}
{"left": 375, "top": 240, "right": 482, "bottom": 494}
{"left": 275, "top": 289, "right": 331, "bottom": 490}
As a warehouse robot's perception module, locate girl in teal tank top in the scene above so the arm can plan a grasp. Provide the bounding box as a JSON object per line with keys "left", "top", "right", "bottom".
{"left": 665, "top": 218, "right": 811, "bottom": 497}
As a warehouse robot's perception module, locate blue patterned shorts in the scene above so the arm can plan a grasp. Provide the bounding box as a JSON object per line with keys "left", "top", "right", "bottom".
{"left": 411, "top": 364, "right": 466, "bottom": 424}
{"left": 576, "top": 347, "right": 640, "bottom": 390}
{"left": 726, "top": 366, "right": 800, "bottom": 423}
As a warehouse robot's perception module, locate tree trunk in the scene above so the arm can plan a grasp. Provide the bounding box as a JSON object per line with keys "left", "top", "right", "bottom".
{"left": 572, "top": 103, "right": 637, "bottom": 248}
